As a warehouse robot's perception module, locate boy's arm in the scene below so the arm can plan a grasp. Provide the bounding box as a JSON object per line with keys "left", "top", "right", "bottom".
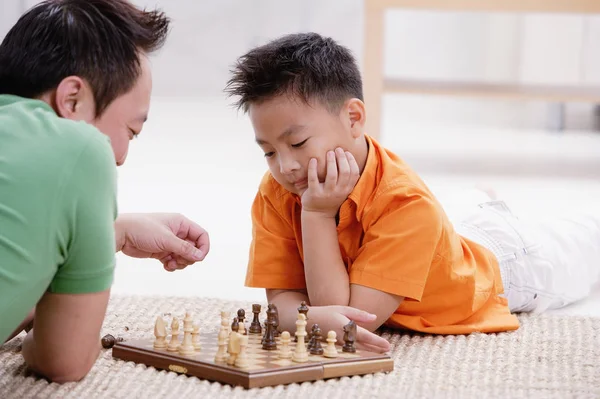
{"left": 349, "top": 284, "right": 404, "bottom": 332}
{"left": 22, "top": 290, "right": 110, "bottom": 383}
{"left": 301, "top": 211, "right": 349, "bottom": 306}
{"left": 300, "top": 149, "right": 360, "bottom": 306}
{"left": 267, "top": 289, "right": 391, "bottom": 353}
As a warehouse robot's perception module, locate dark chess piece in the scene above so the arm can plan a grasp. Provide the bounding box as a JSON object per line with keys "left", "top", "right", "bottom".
{"left": 342, "top": 320, "right": 357, "bottom": 353}
{"left": 101, "top": 334, "right": 123, "bottom": 349}
{"left": 249, "top": 304, "right": 262, "bottom": 334}
{"left": 231, "top": 316, "right": 239, "bottom": 333}
{"left": 308, "top": 324, "right": 324, "bottom": 355}
{"left": 261, "top": 304, "right": 278, "bottom": 350}
{"left": 237, "top": 308, "right": 247, "bottom": 334}
{"left": 295, "top": 301, "right": 309, "bottom": 342}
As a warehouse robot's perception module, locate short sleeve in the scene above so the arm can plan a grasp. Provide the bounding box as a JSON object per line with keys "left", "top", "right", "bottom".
{"left": 49, "top": 135, "right": 118, "bottom": 294}
{"left": 245, "top": 184, "right": 305, "bottom": 289}
{"left": 349, "top": 189, "right": 443, "bottom": 301}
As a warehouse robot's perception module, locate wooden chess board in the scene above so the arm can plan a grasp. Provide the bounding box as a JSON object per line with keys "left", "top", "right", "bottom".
{"left": 112, "top": 331, "right": 394, "bottom": 388}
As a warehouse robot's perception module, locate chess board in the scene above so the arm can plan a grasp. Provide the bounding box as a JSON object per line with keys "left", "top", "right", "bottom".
{"left": 112, "top": 331, "right": 394, "bottom": 388}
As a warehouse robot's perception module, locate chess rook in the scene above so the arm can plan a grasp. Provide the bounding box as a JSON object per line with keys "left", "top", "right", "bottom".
{"left": 249, "top": 304, "right": 262, "bottom": 334}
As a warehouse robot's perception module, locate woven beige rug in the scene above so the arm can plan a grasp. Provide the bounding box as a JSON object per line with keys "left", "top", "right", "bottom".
{"left": 1, "top": 295, "right": 599, "bottom": 399}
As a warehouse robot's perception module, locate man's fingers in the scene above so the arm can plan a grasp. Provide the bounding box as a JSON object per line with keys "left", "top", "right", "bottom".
{"left": 172, "top": 215, "right": 210, "bottom": 260}
{"left": 163, "top": 231, "right": 204, "bottom": 262}
{"left": 357, "top": 326, "right": 391, "bottom": 353}
{"left": 324, "top": 150, "right": 337, "bottom": 191}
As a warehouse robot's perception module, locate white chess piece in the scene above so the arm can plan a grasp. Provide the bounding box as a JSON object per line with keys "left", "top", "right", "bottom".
{"left": 167, "top": 317, "right": 180, "bottom": 352}
{"left": 153, "top": 316, "right": 167, "bottom": 349}
{"left": 237, "top": 319, "right": 246, "bottom": 335}
{"left": 323, "top": 331, "right": 338, "bottom": 358}
{"left": 192, "top": 323, "right": 202, "bottom": 351}
{"left": 292, "top": 314, "right": 308, "bottom": 363}
{"left": 235, "top": 334, "right": 249, "bottom": 368}
{"left": 178, "top": 312, "right": 195, "bottom": 356}
{"left": 215, "top": 311, "right": 230, "bottom": 362}
{"left": 278, "top": 331, "right": 292, "bottom": 359}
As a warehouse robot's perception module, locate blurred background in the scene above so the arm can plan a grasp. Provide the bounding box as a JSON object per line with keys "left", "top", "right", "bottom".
{"left": 2, "top": 0, "right": 599, "bottom": 314}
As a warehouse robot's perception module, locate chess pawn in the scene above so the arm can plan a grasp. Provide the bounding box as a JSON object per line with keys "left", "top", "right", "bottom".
{"left": 231, "top": 317, "right": 239, "bottom": 334}
{"left": 323, "top": 331, "right": 338, "bottom": 358}
{"left": 153, "top": 316, "right": 167, "bottom": 349}
{"left": 235, "top": 334, "right": 249, "bottom": 368}
{"left": 167, "top": 317, "right": 180, "bottom": 352}
{"left": 308, "top": 324, "right": 324, "bottom": 356}
{"left": 278, "top": 331, "right": 292, "bottom": 359}
{"left": 292, "top": 314, "right": 308, "bottom": 363}
{"left": 249, "top": 304, "right": 262, "bottom": 334}
{"left": 295, "top": 301, "right": 309, "bottom": 342}
{"left": 192, "top": 323, "right": 202, "bottom": 351}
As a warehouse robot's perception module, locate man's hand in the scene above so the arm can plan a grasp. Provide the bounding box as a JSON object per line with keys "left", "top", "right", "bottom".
{"left": 115, "top": 213, "right": 210, "bottom": 272}
{"left": 303, "top": 305, "right": 391, "bottom": 353}
{"left": 301, "top": 148, "right": 360, "bottom": 218}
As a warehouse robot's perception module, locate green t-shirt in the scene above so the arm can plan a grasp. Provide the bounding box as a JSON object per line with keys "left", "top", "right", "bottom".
{"left": 0, "top": 95, "right": 118, "bottom": 343}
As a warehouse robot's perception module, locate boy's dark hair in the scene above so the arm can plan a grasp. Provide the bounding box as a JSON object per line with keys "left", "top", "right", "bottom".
{"left": 225, "top": 32, "right": 363, "bottom": 113}
{"left": 0, "top": 0, "right": 169, "bottom": 116}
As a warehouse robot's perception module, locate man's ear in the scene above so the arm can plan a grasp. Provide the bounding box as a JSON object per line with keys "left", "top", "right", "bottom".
{"left": 345, "top": 98, "right": 366, "bottom": 139}
{"left": 53, "top": 76, "right": 95, "bottom": 122}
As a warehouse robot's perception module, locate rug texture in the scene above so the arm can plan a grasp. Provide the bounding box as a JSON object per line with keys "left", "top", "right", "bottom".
{"left": 1, "top": 295, "right": 599, "bottom": 399}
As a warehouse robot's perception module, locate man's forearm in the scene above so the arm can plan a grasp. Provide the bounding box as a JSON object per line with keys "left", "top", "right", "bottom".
{"left": 301, "top": 211, "right": 350, "bottom": 306}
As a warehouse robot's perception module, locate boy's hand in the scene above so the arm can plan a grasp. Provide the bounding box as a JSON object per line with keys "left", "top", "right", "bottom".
{"left": 301, "top": 148, "right": 360, "bottom": 218}
{"left": 308, "top": 305, "right": 391, "bottom": 353}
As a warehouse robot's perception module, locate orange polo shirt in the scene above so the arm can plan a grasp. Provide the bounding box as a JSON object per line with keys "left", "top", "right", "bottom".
{"left": 246, "top": 135, "right": 519, "bottom": 334}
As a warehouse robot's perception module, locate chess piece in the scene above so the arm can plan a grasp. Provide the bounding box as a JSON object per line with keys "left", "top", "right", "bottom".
{"left": 231, "top": 317, "right": 239, "bottom": 334}
{"left": 235, "top": 334, "right": 250, "bottom": 368}
{"left": 153, "top": 316, "right": 167, "bottom": 349}
{"left": 295, "top": 301, "right": 309, "bottom": 342}
{"left": 292, "top": 313, "right": 308, "bottom": 363}
{"left": 178, "top": 312, "right": 195, "bottom": 356}
{"left": 227, "top": 331, "right": 241, "bottom": 365}
{"left": 342, "top": 320, "right": 357, "bottom": 353}
{"left": 167, "top": 317, "right": 180, "bottom": 351}
{"left": 192, "top": 323, "right": 202, "bottom": 351}
{"left": 249, "top": 304, "right": 262, "bottom": 334}
{"left": 323, "top": 331, "right": 338, "bottom": 358}
{"left": 262, "top": 304, "right": 277, "bottom": 350}
{"left": 308, "top": 324, "right": 324, "bottom": 355}
{"left": 278, "top": 331, "right": 292, "bottom": 359}
{"left": 237, "top": 309, "right": 246, "bottom": 335}
{"left": 101, "top": 334, "right": 124, "bottom": 349}
{"left": 221, "top": 310, "right": 231, "bottom": 333}
{"left": 215, "top": 312, "right": 230, "bottom": 362}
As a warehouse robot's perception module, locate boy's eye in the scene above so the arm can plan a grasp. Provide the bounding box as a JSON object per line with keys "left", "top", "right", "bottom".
{"left": 264, "top": 152, "right": 275, "bottom": 158}
{"left": 291, "top": 138, "right": 309, "bottom": 148}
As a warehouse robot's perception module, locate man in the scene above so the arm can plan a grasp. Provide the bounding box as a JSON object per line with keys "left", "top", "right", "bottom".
{"left": 0, "top": 0, "right": 209, "bottom": 383}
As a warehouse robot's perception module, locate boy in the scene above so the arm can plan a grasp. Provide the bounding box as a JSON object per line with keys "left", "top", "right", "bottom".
{"left": 225, "top": 33, "right": 600, "bottom": 352}
{"left": 0, "top": 0, "right": 210, "bottom": 382}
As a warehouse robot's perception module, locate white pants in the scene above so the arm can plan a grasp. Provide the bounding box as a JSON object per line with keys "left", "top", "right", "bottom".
{"left": 448, "top": 190, "right": 600, "bottom": 313}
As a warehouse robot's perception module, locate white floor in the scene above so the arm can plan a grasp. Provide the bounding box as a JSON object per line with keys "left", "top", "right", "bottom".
{"left": 111, "top": 96, "right": 600, "bottom": 318}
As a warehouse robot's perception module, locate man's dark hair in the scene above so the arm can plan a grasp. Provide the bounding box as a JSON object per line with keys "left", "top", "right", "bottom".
{"left": 0, "top": 0, "right": 169, "bottom": 116}
{"left": 225, "top": 32, "right": 363, "bottom": 113}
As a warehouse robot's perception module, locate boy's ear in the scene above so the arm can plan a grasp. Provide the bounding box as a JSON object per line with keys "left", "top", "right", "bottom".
{"left": 53, "top": 76, "right": 96, "bottom": 122}
{"left": 346, "top": 98, "right": 366, "bottom": 139}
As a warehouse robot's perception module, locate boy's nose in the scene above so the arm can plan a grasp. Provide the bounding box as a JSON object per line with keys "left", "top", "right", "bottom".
{"left": 279, "top": 157, "right": 299, "bottom": 175}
